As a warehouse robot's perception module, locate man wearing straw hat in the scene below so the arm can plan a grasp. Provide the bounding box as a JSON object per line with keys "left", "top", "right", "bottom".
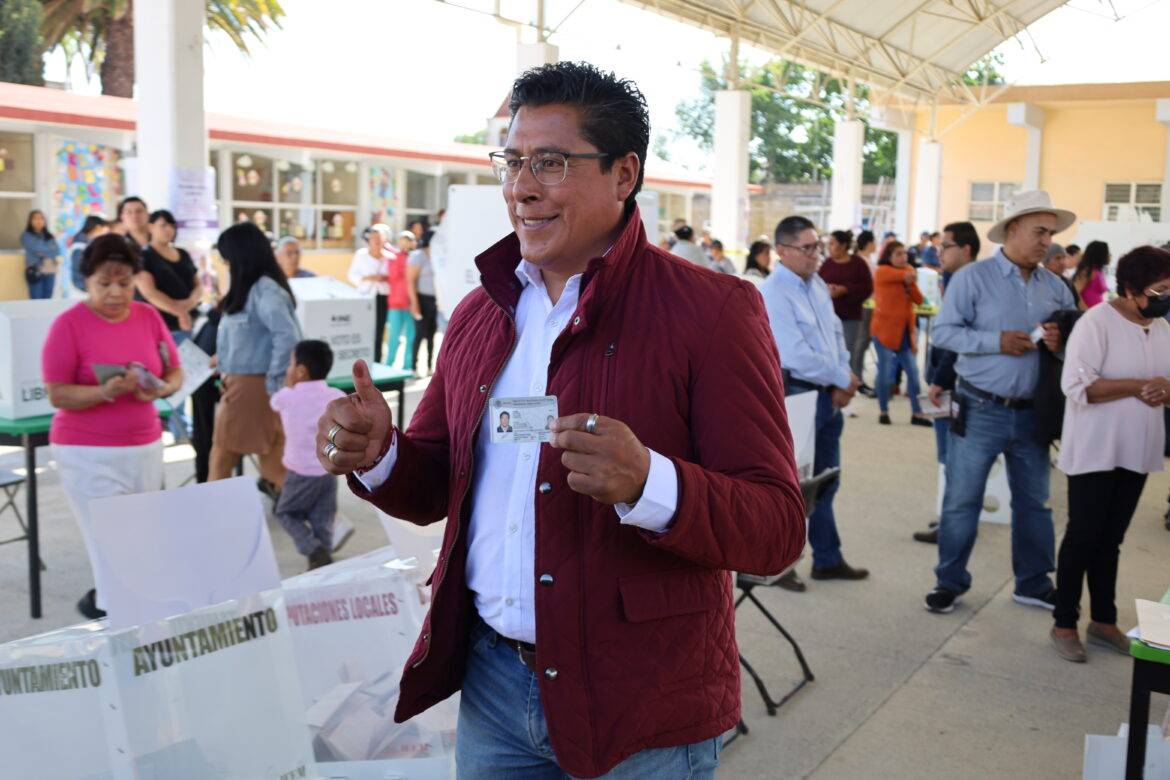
{"left": 924, "top": 191, "right": 1078, "bottom": 614}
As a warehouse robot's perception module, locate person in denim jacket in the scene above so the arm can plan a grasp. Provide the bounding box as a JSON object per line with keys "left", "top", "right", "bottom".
{"left": 208, "top": 222, "right": 303, "bottom": 487}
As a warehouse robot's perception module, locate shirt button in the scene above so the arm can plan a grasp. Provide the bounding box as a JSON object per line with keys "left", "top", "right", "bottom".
{"left": 538, "top": 482, "right": 552, "bottom": 494}
{"left": 505, "top": 597, "right": 514, "bottom": 606}
{"left": 544, "top": 667, "right": 558, "bottom": 680}
{"left": 478, "top": 385, "right": 487, "bottom": 393}
{"left": 522, "top": 452, "right": 531, "bottom": 461}
{"left": 549, "top": 320, "right": 559, "bottom": 329}
{"left": 508, "top": 523, "right": 517, "bottom": 534}
{"left": 539, "top": 573, "right": 554, "bottom": 587}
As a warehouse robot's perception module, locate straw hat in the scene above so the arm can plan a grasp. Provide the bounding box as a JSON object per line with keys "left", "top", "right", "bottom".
{"left": 987, "top": 190, "right": 1076, "bottom": 244}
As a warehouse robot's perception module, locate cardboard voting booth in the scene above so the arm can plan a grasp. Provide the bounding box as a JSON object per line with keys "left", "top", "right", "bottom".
{"left": 0, "top": 590, "right": 316, "bottom": 780}
{"left": 283, "top": 548, "right": 456, "bottom": 779}
{"left": 289, "top": 277, "right": 375, "bottom": 380}
{"left": 784, "top": 391, "right": 818, "bottom": 481}
{"left": 87, "top": 477, "right": 282, "bottom": 630}
{"left": 0, "top": 298, "right": 74, "bottom": 419}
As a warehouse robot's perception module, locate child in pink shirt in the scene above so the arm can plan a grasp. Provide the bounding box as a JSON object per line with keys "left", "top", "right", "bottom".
{"left": 269, "top": 340, "right": 346, "bottom": 569}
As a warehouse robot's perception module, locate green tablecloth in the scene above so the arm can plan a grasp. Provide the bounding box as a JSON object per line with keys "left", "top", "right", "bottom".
{"left": 326, "top": 363, "right": 413, "bottom": 392}
{"left": 0, "top": 399, "right": 172, "bottom": 438}
{"left": 861, "top": 298, "right": 939, "bottom": 316}
{"left": 1130, "top": 587, "right": 1170, "bottom": 665}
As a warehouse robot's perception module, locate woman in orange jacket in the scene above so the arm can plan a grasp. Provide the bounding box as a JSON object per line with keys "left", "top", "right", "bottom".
{"left": 871, "top": 241, "right": 933, "bottom": 426}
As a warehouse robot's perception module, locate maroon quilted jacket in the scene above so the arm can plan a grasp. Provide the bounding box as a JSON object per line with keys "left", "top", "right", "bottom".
{"left": 351, "top": 209, "right": 806, "bottom": 777}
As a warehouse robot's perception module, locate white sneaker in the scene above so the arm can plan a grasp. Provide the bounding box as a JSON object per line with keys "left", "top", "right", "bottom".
{"left": 332, "top": 513, "right": 356, "bottom": 553}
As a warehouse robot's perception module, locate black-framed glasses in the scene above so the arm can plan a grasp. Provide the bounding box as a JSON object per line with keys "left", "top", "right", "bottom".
{"left": 488, "top": 151, "right": 612, "bottom": 185}
{"left": 779, "top": 241, "right": 823, "bottom": 258}
{"left": 939, "top": 242, "right": 958, "bottom": 251}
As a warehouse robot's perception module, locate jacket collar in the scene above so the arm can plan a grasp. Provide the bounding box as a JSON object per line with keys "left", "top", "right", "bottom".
{"left": 475, "top": 206, "right": 649, "bottom": 332}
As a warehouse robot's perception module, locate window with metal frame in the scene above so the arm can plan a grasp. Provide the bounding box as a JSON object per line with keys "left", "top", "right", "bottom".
{"left": 1102, "top": 182, "right": 1162, "bottom": 222}
{"left": 967, "top": 181, "right": 1019, "bottom": 223}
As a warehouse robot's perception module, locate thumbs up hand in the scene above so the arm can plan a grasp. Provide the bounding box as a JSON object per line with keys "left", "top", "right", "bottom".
{"left": 316, "top": 360, "right": 393, "bottom": 474}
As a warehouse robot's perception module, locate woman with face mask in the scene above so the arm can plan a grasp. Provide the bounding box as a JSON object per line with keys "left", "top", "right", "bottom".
{"left": 1050, "top": 245, "right": 1170, "bottom": 663}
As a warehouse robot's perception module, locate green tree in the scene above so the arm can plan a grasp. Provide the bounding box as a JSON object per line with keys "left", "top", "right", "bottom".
{"left": 0, "top": 0, "right": 45, "bottom": 86}
{"left": 675, "top": 59, "right": 898, "bottom": 184}
{"left": 963, "top": 52, "right": 1006, "bottom": 86}
{"left": 454, "top": 129, "right": 487, "bottom": 145}
{"left": 40, "top": 0, "right": 285, "bottom": 97}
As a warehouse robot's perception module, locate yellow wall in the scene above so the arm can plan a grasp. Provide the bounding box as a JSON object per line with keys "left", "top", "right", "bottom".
{"left": 913, "top": 93, "right": 1170, "bottom": 252}
{"left": 1, "top": 252, "right": 24, "bottom": 301}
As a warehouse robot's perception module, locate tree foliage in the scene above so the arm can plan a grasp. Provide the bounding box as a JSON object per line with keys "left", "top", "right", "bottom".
{"left": 0, "top": 0, "right": 45, "bottom": 86}
{"left": 675, "top": 59, "right": 898, "bottom": 185}
{"left": 39, "top": 0, "right": 285, "bottom": 96}
{"left": 454, "top": 129, "right": 488, "bottom": 145}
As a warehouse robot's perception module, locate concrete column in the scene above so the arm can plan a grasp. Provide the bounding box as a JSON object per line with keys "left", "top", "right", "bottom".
{"left": 517, "top": 42, "right": 558, "bottom": 74}
{"left": 712, "top": 90, "right": 751, "bottom": 256}
{"left": 829, "top": 119, "right": 864, "bottom": 230}
{"left": 215, "top": 148, "right": 232, "bottom": 231}
{"left": 357, "top": 161, "right": 371, "bottom": 239}
{"left": 133, "top": 0, "right": 208, "bottom": 213}
{"left": 1157, "top": 99, "right": 1170, "bottom": 222}
{"left": 1007, "top": 103, "right": 1045, "bottom": 192}
{"left": 892, "top": 130, "right": 912, "bottom": 240}
{"left": 912, "top": 140, "right": 943, "bottom": 237}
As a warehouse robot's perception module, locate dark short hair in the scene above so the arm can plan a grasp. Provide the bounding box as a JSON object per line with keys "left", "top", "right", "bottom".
{"left": 674, "top": 225, "right": 694, "bottom": 241}
{"left": 830, "top": 230, "right": 853, "bottom": 249}
{"left": 499, "top": 411, "right": 510, "bottom": 419}
{"left": 930, "top": 232, "right": 940, "bottom": 240}
{"left": 509, "top": 61, "right": 649, "bottom": 219}
{"left": 878, "top": 241, "right": 905, "bottom": 266}
{"left": 855, "top": 230, "right": 875, "bottom": 252}
{"left": 746, "top": 240, "right": 772, "bottom": 275}
{"left": 294, "top": 339, "right": 333, "bottom": 380}
{"left": 710, "top": 239, "right": 723, "bottom": 251}
{"left": 419, "top": 228, "right": 434, "bottom": 250}
{"left": 774, "top": 215, "right": 816, "bottom": 246}
{"left": 23, "top": 209, "right": 53, "bottom": 241}
{"left": 80, "top": 233, "right": 142, "bottom": 277}
{"left": 1115, "top": 246, "right": 1170, "bottom": 297}
{"left": 75, "top": 214, "right": 108, "bottom": 241}
{"left": 1065, "top": 243, "right": 1081, "bottom": 256}
{"left": 116, "top": 196, "right": 147, "bottom": 220}
{"left": 943, "top": 221, "right": 981, "bottom": 259}
{"left": 149, "top": 209, "right": 176, "bottom": 228}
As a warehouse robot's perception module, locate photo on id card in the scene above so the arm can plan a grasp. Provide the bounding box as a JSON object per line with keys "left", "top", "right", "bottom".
{"left": 490, "top": 396, "right": 558, "bottom": 444}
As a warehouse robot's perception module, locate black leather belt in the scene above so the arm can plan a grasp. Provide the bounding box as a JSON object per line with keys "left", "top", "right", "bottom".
{"left": 499, "top": 635, "right": 538, "bottom": 672}
{"left": 958, "top": 378, "right": 1033, "bottom": 410}
{"left": 786, "top": 377, "right": 831, "bottom": 394}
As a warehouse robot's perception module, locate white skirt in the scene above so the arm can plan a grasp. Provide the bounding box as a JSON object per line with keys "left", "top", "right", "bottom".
{"left": 52, "top": 440, "right": 164, "bottom": 608}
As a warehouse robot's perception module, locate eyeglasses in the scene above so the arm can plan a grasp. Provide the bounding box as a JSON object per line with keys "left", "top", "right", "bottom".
{"left": 779, "top": 242, "right": 823, "bottom": 258}
{"left": 939, "top": 242, "right": 958, "bottom": 251}
{"left": 488, "top": 151, "right": 613, "bottom": 186}
{"left": 1144, "top": 287, "right": 1170, "bottom": 300}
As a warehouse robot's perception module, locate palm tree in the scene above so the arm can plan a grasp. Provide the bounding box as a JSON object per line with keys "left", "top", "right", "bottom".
{"left": 40, "top": 0, "right": 285, "bottom": 98}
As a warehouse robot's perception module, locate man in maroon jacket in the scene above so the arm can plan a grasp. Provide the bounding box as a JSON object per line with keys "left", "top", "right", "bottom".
{"left": 316, "top": 62, "right": 806, "bottom": 778}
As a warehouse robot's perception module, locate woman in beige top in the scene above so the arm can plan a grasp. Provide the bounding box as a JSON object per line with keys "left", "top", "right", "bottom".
{"left": 1050, "top": 246, "right": 1170, "bottom": 663}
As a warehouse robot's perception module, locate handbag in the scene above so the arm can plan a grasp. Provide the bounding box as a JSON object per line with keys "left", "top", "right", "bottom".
{"left": 24, "top": 264, "right": 42, "bottom": 284}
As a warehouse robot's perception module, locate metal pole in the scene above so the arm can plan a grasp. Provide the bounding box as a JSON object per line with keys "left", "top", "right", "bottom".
{"left": 728, "top": 30, "right": 740, "bottom": 89}
{"left": 536, "top": 0, "right": 546, "bottom": 42}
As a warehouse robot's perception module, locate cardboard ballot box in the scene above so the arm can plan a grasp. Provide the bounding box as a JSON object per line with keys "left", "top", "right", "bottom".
{"left": 0, "top": 589, "right": 316, "bottom": 780}
{"left": 0, "top": 298, "right": 74, "bottom": 419}
{"left": 283, "top": 547, "right": 456, "bottom": 780}
{"left": 290, "top": 277, "right": 375, "bottom": 380}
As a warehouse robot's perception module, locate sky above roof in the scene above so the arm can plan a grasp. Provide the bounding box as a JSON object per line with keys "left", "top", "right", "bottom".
{"left": 44, "top": 0, "right": 1170, "bottom": 173}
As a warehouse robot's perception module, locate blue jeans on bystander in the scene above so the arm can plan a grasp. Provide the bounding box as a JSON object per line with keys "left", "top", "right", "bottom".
{"left": 872, "top": 331, "right": 923, "bottom": 415}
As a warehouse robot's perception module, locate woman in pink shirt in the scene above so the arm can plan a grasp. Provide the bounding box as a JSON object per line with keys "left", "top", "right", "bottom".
{"left": 1050, "top": 246, "right": 1170, "bottom": 663}
{"left": 1073, "top": 240, "right": 1110, "bottom": 309}
{"left": 42, "top": 234, "right": 183, "bottom": 620}
{"left": 383, "top": 231, "right": 419, "bottom": 370}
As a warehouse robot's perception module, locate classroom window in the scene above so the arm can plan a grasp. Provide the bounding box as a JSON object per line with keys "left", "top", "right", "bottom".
{"left": 967, "top": 181, "right": 1018, "bottom": 222}
{"left": 0, "top": 132, "right": 36, "bottom": 249}
{"left": 1103, "top": 182, "right": 1162, "bottom": 222}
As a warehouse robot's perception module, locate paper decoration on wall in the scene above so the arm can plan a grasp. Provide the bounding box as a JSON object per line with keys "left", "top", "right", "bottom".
{"left": 369, "top": 165, "right": 397, "bottom": 226}
{"left": 52, "top": 141, "right": 122, "bottom": 245}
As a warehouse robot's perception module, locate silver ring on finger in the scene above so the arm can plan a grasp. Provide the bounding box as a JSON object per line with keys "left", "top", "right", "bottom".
{"left": 323, "top": 442, "right": 338, "bottom": 463}
{"left": 327, "top": 423, "right": 343, "bottom": 445}
{"left": 585, "top": 413, "right": 599, "bottom": 435}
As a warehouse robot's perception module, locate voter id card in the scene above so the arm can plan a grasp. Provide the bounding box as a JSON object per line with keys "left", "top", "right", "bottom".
{"left": 490, "top": 396, "right": 558, "bottom": 444}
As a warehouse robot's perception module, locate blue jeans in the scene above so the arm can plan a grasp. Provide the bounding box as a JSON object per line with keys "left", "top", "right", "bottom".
{"left": 798, "top": 388, "right": 844, "bottom": 570}
{"left": 934, "top": 389, "right": 1055, "bottom": 597}
{"left": 933, "top": 418, "right": 949, "bottom": 464}
{"left": 385, "top": 308, "right": 415, "bottom": 370}
{"left": 165, "top": 330, "right": 192, "bottom": 440}
{"left": 872, "top": 333, "right": 922, "bottom": 414}
{"left": 457, "top": 619, "right": 721, "bottom": 779}
{"left": 27, "top": 273, "right": 55, "bottom": 300}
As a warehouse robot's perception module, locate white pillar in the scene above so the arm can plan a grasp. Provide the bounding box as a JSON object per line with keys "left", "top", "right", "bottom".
{"left": 828, "top": 119, "right": 864, "bottom": 230}
{"left": 133, "top": 0, "right": 208, "bottom": 214}
{"left": 1157, "top": 99, "right": 1170, "bottom": 222}
{"left": 912, "top": 140, "right": 943, "bottom": 237}
{"left": 892, "top": 130, "right": 912, "bottom": 240}
{"left": 517, "top": 42, "right": 558, "bottom": 74}
{"left": 712, "top": 90, "right": 751, "bottom": 257}
{"left": 215, "top": 148, "right": 231, "bottom": 230}
{"left": 1007, "top": 103, "right": 1045, "bottom": 192}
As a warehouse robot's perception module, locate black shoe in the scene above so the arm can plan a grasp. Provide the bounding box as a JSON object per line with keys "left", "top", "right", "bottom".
{"left": 912, "top": 527, "right": 939, "bottom": 544}
{"left": 925, "top": 587, "right": 959, "bottom": 613}
{"left": 910, "top": 415, "right": 933, "bottom": 427}
{"left": 308, "top": 548, "right": 333, "bottom": 570}
{"left": 77, "top": 589, "right": 107, "bottom": 621}
{"left": 878, "top": 413, "right": 891, "bottom": 425}
{"left": 1012, "top": 588, "right": 1057, "bottom": 610}
{"left": 773, "top": 570, "right": 806, "bottom": 592}
{"left": 810, "top": 562, "right": 869, "bottom": 581}
{"left": 257, "top": 478, "right": 281, "bottom": 504}
{"left": 858, "top": 384, "right": 876, "bottom": 398}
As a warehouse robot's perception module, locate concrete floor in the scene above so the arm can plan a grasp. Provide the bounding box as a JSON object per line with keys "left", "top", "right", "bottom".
{"left": 0, "top": 383, "right": 1167, "bottom": 779}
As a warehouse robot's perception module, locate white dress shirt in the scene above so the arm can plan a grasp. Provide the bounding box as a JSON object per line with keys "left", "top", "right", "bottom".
{"left": 760, "top": 263, "right": 852, "bottom": 388}
{"left": 347, "top": 247, "right": 389, "bottom": 296}
{"left": 359, "top": 260, "right": 679, "bottom": 643}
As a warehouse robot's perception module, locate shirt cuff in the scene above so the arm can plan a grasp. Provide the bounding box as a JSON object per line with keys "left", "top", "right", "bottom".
{"left": 354, "top": 432, "right": 399, "bottom": 491}
{"left": 615, "top": 449, "right": 678, "bottom": 534}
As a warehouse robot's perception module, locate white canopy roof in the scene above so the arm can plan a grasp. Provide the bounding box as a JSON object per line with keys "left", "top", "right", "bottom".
{"left": 619, "top": 0, "right": 1068, "bottom": 104}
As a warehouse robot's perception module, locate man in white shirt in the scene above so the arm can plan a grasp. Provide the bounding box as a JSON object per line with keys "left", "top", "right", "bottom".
{"left": 346, "top": 224, "right": 390, "bottom": 361}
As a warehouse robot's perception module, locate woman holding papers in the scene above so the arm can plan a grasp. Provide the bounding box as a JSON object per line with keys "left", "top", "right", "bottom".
{"left": 870, "top": 241, "right": 932, "bottom": 427}
{"left": 41, "top": 234, "right": 184, "bottom": 620}
{"left": 1051, "top": 246, "right": 1170, "bottom": 662}
{"left": 207, "top": 222, "right": 302, "bottom": 488}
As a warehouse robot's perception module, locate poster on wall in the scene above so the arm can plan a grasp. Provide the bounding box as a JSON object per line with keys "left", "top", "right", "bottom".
{"left": 368, "top": 166, "right": 397, "bottom": 226}
{"left": 52, "top": 140, "right": 122, "bottom": 250}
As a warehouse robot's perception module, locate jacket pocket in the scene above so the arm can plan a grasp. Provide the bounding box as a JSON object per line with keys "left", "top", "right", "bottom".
{"left": 619, "top": 567, "right": 724, "bottom": 623}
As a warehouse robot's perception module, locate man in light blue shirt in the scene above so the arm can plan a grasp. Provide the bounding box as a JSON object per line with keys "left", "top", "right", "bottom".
{"left": 925, "top": 191, "right": 1078, "bottom": 614}
{"left": 761, "top": 215, "right": 868, "bottom": 589}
